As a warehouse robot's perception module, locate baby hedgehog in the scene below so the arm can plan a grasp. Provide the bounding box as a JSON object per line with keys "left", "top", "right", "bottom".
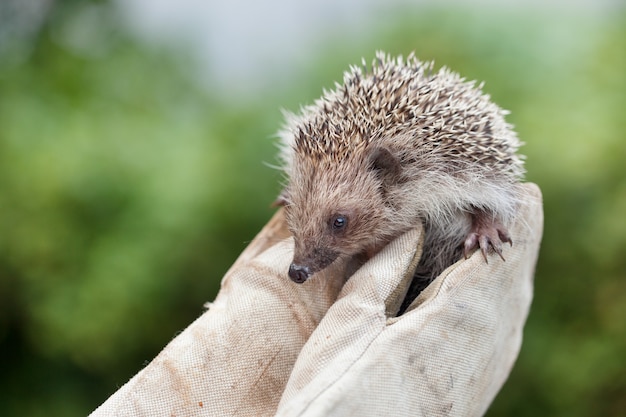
{"left": 276, "top": 52, "right": 524, "bottom": 304}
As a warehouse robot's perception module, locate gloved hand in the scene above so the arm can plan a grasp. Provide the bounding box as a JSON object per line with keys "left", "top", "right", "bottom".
{"left": 90, "top": 183, "right": 542, "bottom": 417}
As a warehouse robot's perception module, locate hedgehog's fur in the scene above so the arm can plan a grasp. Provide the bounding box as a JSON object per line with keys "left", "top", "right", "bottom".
{"left": 277, "top": 52, "right": 524, "bottom": 312}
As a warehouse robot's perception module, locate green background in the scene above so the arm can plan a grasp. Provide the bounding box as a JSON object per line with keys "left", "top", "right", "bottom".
{"left": 1, "top": 1, "right": 624, "bottom": 416}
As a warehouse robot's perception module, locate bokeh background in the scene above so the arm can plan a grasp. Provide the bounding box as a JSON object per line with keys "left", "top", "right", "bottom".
{"left": 1, "top": 0, "right": 624, "bottom": 416}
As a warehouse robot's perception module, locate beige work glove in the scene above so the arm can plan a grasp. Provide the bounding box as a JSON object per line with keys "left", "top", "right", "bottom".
{"left": 90, "top": 183, "right": 542, "bottom": 417}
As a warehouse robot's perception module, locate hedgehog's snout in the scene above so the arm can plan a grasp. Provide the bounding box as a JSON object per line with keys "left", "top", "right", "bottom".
{"left": 288, "top": 245, "right": 339, "bottom": 283}
{"left": 288, "top": 263, "right": 312, "bottom": 283}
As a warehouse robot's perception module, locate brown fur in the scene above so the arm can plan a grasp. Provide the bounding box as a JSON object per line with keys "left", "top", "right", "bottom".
{"left": 277, "top": 52, "right": 524, "bottom": 306}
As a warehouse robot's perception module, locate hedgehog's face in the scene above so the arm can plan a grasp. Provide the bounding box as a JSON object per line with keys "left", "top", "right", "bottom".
{"left": 279, "top": 146, "right": 401, "bottom": 283}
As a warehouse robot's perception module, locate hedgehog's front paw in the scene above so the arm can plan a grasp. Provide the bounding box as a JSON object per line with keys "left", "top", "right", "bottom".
{"left": 463, "top": 213, "right": 512, "bottom": 263}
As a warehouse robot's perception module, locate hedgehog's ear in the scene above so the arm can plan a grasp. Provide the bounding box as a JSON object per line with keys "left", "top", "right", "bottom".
{"left": 368, "top": 146, "right": 401, "bottom": 185}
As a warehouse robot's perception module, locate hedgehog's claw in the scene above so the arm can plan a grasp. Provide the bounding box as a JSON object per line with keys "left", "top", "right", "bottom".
{"left": 464, "top": 213, "right": 512, "bottom": 263}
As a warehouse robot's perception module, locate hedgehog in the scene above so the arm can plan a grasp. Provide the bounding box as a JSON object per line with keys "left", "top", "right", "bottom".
{"left": 275, "top": 52, "right": 524, "bottom": 310}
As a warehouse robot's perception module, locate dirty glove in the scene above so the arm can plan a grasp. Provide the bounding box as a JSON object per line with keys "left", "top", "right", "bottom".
{"left": 90, "top": 183, "right": 542, "bottom": 417}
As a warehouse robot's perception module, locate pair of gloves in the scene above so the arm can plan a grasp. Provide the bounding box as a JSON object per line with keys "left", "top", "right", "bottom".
{"left": 90, "top": 184, "right": 542, "bottom": 416}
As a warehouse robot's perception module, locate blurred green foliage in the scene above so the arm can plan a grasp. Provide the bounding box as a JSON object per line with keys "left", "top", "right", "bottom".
{"left": 0, "top": 1, "right": 624, "bottom": 416}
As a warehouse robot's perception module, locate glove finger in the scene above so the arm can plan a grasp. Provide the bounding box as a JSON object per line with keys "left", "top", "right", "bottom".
{"left": 276, "top": 225, "right": 424, "bottom": 410}
{"left": 339, "top": 223, "right": 424, "bottom": 317}
{"left": 91, "top": 213, "right": 344, "bottom": 417}
{"left": 404, "top": 182, "right": 542, "bottom": 313}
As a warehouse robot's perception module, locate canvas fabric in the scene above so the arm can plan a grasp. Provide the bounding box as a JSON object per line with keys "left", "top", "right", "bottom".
{"left": 90, "top": 183, "right": 543, "bottom": 417}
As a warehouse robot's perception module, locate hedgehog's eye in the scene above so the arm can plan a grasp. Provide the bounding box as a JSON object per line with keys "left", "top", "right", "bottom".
{"left": 330, "top": 215, "right": 348, "bottom": 232}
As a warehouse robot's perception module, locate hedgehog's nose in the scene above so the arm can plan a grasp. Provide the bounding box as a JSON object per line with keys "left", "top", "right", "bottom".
{"left": 288, "top": 263, "right": 312, "bottom": 283}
